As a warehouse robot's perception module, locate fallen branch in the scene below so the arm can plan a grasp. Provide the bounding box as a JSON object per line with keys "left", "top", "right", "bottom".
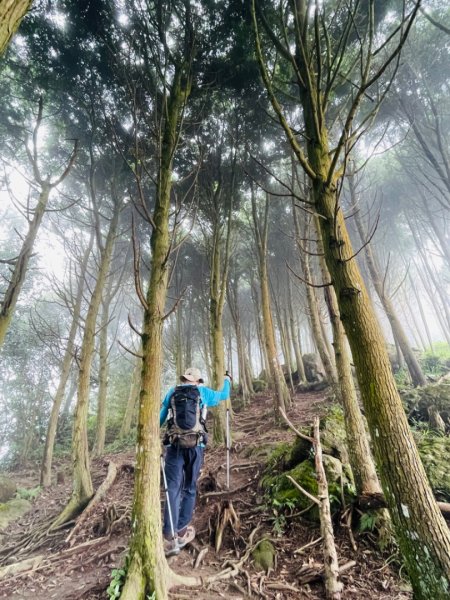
{"left": 0, "top": 536, "right": 110, "bottom": 583}
{"left": 194, "top": 547, "right": 208, "bottom": 569}
{"left": 266, "top": 582, "right": 302, "bottom": 593}
{"left": 0, "top": 555, "right": 44, "bottom": 579}
{"left": 66, "top": 461, "right": 118, "bottom": 545}
{"left": 279, "top": 407, "right": 314, "bottom": 443}
{"left": 299, "top": 560, "right": 356, "bottom": 585}
{"left": 314, "top": 417, "right": 343, "bottom": 599}
{"left": 294, "top": 536, "right": 323, "bottom": 554}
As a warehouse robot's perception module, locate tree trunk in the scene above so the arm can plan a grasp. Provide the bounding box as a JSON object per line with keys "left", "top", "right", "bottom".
{"left": 312, "top": 172, "right": 450, "bottom": 596}
{"left": 314, "top": 216, "right": 381, "bottom": 497}
{"left": 287, "top": 279, "right": 306, "bottom": 382}
{"left": 120, "top": 61, "right": 191, "bottom": 600}
{"left": 408, "top": 274, "right": 434, "bottom": 351}
{"left": 272, "top": 290, "right": 295, "bottom": 394}
{"left": 40, "top": 237, "right": 93, "bottom": 487}
{"left": 0, "top": 185, "right": 50, "bottom": 348}
{"left": 0, "top": 0, "right": 32, "bottom": 56}
{"left": 351, "top": 185, "right": 426, "bottom": 387}
{"left": 175, "top": 305, "right": 183, "bottom": 378}
{"left": 251, "top": 280, "right": 270, "bottom": 378}
{"left": 209, "top": 223, "right": 228, "bottom": 444}
{"left": 92, "top": 294, "right": 111, "bottom": 456}
{"left": 228, "top": 275, "right": 253, "bottom": 403}
{"left": 251, "top": 190, "right": 290, "bottom": 412}
{"left": 52, "top": 201, "right": 120, "bottom": 527}
{"left": 119, "top": 357, "right": 142, "bottom": 439}
{"left": 251, "top": 0, "right": 450, "bottom": 585}
{"left": 293, "top": 205, "right": 338, "bottom": 386}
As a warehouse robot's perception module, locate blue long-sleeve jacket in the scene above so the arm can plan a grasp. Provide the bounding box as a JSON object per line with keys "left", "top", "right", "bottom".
{"left": 159, "top": 379, "right": 231, "bottom": 427}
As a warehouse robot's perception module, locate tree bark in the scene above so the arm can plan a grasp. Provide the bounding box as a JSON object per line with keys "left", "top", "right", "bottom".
{"left": 293, "top": 205, "right": 338, "bottom": 386}
{"left": 287, "top": 279, "right": 306, "bottom": 382}
{"left": 40, "top": 236, "right": 93, "bottom": 487}
{"left": 0, "top": 185, "right": 49, "bottom": 347}
{"left": 92, "top": 292, "right": 112, "bottom": 457}
{"left": 52, "top": 200, "right": 120, "bottom": 527}
{"left": 120, "top": 58, "right": 191, "bottom": 600}
{"left": 0, "top": 0, "right": 32, "bottom": 56}
{"left": 313, "top": 215, "right": 381, "bottom": 497}
{"left": 251, "top": 189, "right": 290, "bottom": 413}
{"left": 119, "top": 357, "right": 142, "bottom": 439}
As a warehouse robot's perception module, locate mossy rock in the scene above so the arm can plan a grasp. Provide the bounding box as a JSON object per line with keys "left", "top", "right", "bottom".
{"left": 414, "top": 431, "right": 450, "bottom": 501}
{"left": 263, "top": 442, "right": 293, "bottom": 472}
{"left": 320, "top": 406, "right": 350, "bottom": 465}
{"left": 0, "top": 498, "right": 31, "bottom": 530}
{"left": 262, "top": 453, "right": 355, "bottom": 522}
{"left": 252, "top": 379, "right": 268, "bottom": 392}
{"left": 288, "top": 434, "right": 312, "bottom": 467}
{"left": 401, "top": 379, "right": 450, "bottom": 421}
{"left": 0, "top": 476, "right": 16, "bottom": 503}
{"left": 243, "top": 442, "right": 280, "bottom": 461}
{"left": 252, "top": 539, "right": 276, "bottom": 572}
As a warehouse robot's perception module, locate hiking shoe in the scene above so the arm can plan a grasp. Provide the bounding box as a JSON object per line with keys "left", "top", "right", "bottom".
{"left": 164, "top": 537, "right": 180, "bottom": 557}
{"left": 177, "top": 525, "right": 195, "bottom": 549}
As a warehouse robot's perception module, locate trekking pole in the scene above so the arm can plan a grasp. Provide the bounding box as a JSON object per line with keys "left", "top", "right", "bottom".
{"left": 226, "top": 407, "right": 231, "bottom": 490}
{"left": 160, "top": 454, "right": 176, "bottom": 540}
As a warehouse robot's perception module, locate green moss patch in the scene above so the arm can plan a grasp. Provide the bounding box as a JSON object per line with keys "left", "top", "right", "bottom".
{"left": 0, "top": 498, "right": 31, "bottom": 530}
{"left": 252, "top": 539, "right": 276, "bottom": 572}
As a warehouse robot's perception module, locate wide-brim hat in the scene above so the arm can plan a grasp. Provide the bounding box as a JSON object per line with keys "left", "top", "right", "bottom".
{"left": 180, "top": 367, "right": 204, "bottom": 384}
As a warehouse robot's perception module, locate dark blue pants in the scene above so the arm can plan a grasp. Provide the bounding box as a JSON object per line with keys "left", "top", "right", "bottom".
{"left": 163, "top": 445, "right": 204, "bottom": 537}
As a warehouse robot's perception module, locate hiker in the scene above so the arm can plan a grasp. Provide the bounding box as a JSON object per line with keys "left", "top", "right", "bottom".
{"left": 160, "top": 367, "right": 231, "bottom": 556}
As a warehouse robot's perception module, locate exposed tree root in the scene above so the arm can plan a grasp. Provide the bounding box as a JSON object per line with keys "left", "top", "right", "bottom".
{"left": 0, "top": 461, "right": 120, "bottom": 566}
{"left": 0, "top": 555, "right": 44, "bottom": 579}
{"left": 66, "top": 461, "right": 118, "bottom": 545}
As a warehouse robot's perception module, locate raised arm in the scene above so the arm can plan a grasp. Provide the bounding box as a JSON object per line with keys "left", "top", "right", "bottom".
{"left": 200, "top": 377, "right": 231, "bottom": 408}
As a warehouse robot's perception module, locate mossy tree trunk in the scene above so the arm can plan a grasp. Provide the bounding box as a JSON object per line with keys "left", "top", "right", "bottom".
{"left": 292, "top": 203, "right": 338, "bottom": 386}
{"left": 120, "top": 56, "right": 192, "bottom": 600}
{"left": 287, "top": 278, "right": 306, "bottom": 382}
{"left": 313, "top": 215, "right": 381, "bottom": 498}
{"left": 40, "top": 235, "right": 94, "bottom": 487}
{"left": 251, "top": 187, "right": 290, "bottom": 413}
{"left": 252, "top": 2, "right": 450, "bottom": 595}
{"left": 52, "top": 198, "right": 120, "bottom": 528}
{"left": 0, "top": 0, "right": 32, "bottom": 56}
{"left": 119, "top": 357, "right": 142, "bottom": 439}
{"left": 92, "top": 289, "right": 112, "bottom": 457}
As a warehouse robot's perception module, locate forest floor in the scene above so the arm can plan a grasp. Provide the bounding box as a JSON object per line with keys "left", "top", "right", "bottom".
{"left": 0, "top": 390, "right": 413, "bottom": 600}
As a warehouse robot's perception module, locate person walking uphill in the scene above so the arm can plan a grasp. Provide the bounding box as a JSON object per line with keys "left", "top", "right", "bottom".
{"left": 160, "top": 366, "right": 231, "bottom": 557}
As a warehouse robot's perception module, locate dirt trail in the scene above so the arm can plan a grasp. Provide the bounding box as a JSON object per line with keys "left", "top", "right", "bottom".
{"left": 0, "top": 391, "right": 412, "bottom": 599}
